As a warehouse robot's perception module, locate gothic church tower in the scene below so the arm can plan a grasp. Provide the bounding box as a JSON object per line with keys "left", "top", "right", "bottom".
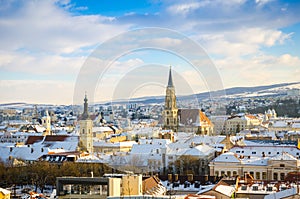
{"left": 163, "top": 67, "right": 178, "bottom": 132}
{"left": 79, "top": 94, "right": 93, "bottom": 153}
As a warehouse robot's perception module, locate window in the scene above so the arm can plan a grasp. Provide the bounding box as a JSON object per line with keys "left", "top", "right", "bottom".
{"left": 252, "top": 151, "right": 256, "bottom": 154}
{"left": 233, "top": 171, "right": 237, "bottom": 176}
{"left": 250, "top": 171, "right": 254, "bottom": 177}
{"left": 262, "top": 172, "right": 267, "bottom": 180}
{"left": 273, "top": 173, "right": 278, "bottom": 180}
{"left": 82, "top": 129, "right": 85, "bottom": 134}
{"left": 236, "top": 151, "right": 240, "bottom": 153}
{"left": 277, "top": 152, "right": 280, "bottom": 154}
{"left": 280, "top": 164, "right": 285, "bottom": 167}
{"left": 221, "top": 171, "right": 225, "bottom": 176}
{"left": 280, "top": 173, "right": 285, "bottom": 181}
{"left": 268, "top": 152, "right": 271, "bottom": 155}
{"left": 256, "top": 172, "right": 260, "bottom": 180}
{"left": 227, "top": 171, "right": 231, "bottom": 177}
{"left": 215, "top": 171, "right": 219, "bottom": 176}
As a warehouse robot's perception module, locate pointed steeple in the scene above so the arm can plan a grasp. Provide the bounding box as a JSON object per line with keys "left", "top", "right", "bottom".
{"left": 167, "top": 66, "right": 174, "bottom": 88}
{"left": 82, "top": 92, "right": 90, "bottom": 120}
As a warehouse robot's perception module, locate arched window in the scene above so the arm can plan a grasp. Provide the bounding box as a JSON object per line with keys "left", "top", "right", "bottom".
{"left": 167, "top": 118, "right": 169, "bottom": 125}
{"left": 221, "top": 171, "right": 225, "bottom": 176}
{"left": 227, "top": 171, "right": 231, "bottom": 177}
{"left": 82, "top": 129, "right": 85, "bottom": 134}
{"left": 233, "top": 171, "right": 237, "bottom": 176}
{"left": 215, "top": 171, "right": 219, "bottom": 176}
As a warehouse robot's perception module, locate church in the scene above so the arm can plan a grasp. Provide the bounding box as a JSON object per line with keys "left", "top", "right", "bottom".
{"left": 163, "top": 67, "right": 214, "bottom": 135}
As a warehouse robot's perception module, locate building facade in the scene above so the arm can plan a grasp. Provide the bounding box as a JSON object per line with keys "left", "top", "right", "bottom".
{"left": 225, "top": 114, "right": 261, "bottom": 134}
{"left": 209, "top": 149, "right": 300, "bottom": 181}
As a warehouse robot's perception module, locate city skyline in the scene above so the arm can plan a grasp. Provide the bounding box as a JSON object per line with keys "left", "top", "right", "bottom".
{"left": 0, "top": 0, "right": 300, "bottom": 105}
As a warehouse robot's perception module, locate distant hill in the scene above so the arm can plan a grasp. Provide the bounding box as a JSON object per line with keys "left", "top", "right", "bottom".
{"left": 1, "top": 82, "right": 299, "bottom": 106}
{"left": 108, "top": 82, "right": 300, "bottom": 104}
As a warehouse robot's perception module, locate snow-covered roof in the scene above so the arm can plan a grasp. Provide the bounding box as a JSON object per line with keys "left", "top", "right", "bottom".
{"left": 292, "top": 123, "right": 300, "bottom": 128}
{"left": 214, "top": 184, "right": 235, "bottom": 197}
{"left": 76, "top": 155, "right": 104, "bottom": 163}
{"left": 0, "top": 135, "right": 79, "bottom": 162}
{"left": 211, "top": 152, "right": 240, "bottom": 163}
{"left": 185, "top": 135, "right": 226, "bottom": 146}
{"left": 271, "top": 152, "right": 298, "bottom": 161}
{"left": 93, "top": 140, "right": 135, "bottom": 147}
{"left": 264, "top": 187, "right": 297, "bottom": 199}
{"left": 230, "top": 145, "right": 300, "bottom": 158}
{"left": 182, "top": 144, "right": 215, "bottom": 157}
{"left": 0, "top": 187, "right": 11, "bottom": 195}
{"left": 93, "top": 126, "right": 113, "bottom": 132}
{"left": 131, "top": 142, "right": 164, "bottom": 155}
{"left": 272, "top": 121, "right": 287, "bottom": 127}
{"left": 240, "top": 156, "right": 268, "bottom": 166}
{"left": 138, "top": 138, "right": 170, "bottom": 146}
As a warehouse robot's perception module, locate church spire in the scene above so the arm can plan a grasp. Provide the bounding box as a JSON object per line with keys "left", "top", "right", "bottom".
{"left": 167, "top": 66, "right": 174, "bottom": 88}
{"left": 164, "top": 66, "right": 178, "bottom": 132}
{"left": 82, "top": 92, "right": 89, "bottom": 120}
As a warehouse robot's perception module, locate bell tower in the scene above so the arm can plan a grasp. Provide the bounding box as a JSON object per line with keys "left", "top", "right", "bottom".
{"left": 163, "top": 66, "right": 178, "bottom": 131}
{"left": 79, "top": 93, "right": 93, "bottom": 153}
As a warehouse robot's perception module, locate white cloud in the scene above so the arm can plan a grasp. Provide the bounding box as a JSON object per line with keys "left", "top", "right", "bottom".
{"left": 167, "top": 2, "right": 203, "bottom": 16}
{"left": 0, "top": 80, "right": 74, "bottom": 104}
{"left": 215, "top": 53, "right": 300, "bottom": 88}
{"left": 0, "top": 51, "right": 84, "bottom": 76}
{"left": 194, "top": 28, "right": 292, "bottom": 56}
{"left": 0, "top": 0, "right": 299, "bottom": 104}
{"left": 0, "top": 0, "right": 129, "bottom": 54}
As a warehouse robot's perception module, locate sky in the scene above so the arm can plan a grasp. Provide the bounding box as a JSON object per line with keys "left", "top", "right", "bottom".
{"left": 0, "top": 0, "right": 300, "bottom": 105}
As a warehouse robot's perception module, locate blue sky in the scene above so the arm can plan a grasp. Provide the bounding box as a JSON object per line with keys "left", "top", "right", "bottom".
{"left": 0, "top": 0, "right": 300, "bottom": 104}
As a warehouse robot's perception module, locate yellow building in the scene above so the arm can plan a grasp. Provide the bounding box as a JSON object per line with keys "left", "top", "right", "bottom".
{"left": 0, "top": 188, "right": 10, "bottom": 199}
{"left": 122, "top": 175, "right": 143, "bottom": 196}
{"left": 108, "top": 175, "right": 143, "bottom": 196}
{"left": 225, "top": 114, "right": 261, "bottom": 134}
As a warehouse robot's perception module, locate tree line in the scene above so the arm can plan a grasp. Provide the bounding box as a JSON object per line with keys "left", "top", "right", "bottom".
{"left": 0, "top": 160, "right": 113, "bottom": 193}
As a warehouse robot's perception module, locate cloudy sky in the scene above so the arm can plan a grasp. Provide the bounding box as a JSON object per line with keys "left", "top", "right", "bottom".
{"left": 0, "top": 0, "right": 300, "bottom": 105}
